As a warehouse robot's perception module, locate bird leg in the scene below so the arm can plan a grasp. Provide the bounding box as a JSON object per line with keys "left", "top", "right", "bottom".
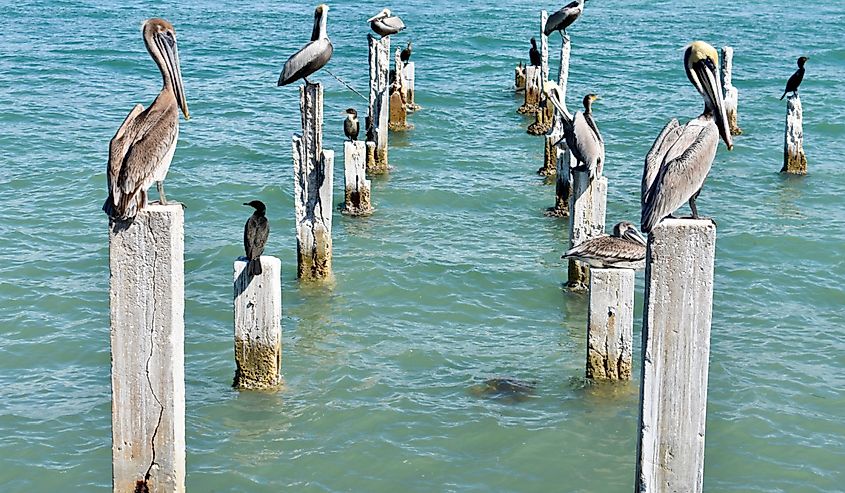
{"left": 685, "top": 189, "right": 713, "bottom": 226}
{"left": 157, "top": 181, "right": 167, "bottom": 206}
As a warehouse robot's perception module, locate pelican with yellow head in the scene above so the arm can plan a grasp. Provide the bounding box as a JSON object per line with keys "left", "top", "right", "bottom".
{"left": 640, "top": 41, "right": 733, "bottom": 233}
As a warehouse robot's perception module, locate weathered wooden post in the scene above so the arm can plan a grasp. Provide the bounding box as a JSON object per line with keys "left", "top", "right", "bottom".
{"left": 342, "top": 140, "right": 372, "bottom": 215}
{"left": 109, "top": 204, "right": 185, "bottom": 493}
{"left": 514, "top": 61, "right": 526, "bottom": 92}
{"left": 587, "top": 268, "right": 635, "bottom": 380}
{"left": 293, "top": 82, "right": 333, "bottom": 281}
{"left": 367, "top": 34, "right": 390, "bottom": 174}
{"left": 540, "top": 10, "right": 550, "bottom": 83}
{"left": 402, "top": 60, "right": 420, "bottom": 111}
{"left": 635, "top": 219, "right": 716, "bottom": 493}
{"left": 517, "top": 65, "right": 542, "bottom": 115}
{"left": 782, "top": 93, "right": 807, "bottom": 174}
{"left": 567, "top": 172, "right": 607, "bottom": 289}
{"left": 544, "top": 35, "right": 574, "bottom": 217}
{"left": 233, "top": 256, "right": 282, "bottom": 390}
{"left": 721, "top": 46, "right": 742, "bottom": 136}
{"left": 389, "top": 48, "right": 412, "bottom": 131}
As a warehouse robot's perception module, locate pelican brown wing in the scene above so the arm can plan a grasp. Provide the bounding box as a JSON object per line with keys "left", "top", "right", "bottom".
{"left": 564, "top": 235, "right": 646, "bottom": 268}
{"left": 642, "top": 118, "right": 682, "bottom": 204}
{"left": 104, "top": 104, "right": 144, "bottom": 215}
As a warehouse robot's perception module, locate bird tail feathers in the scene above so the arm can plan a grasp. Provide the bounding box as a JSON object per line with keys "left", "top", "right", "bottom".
{"left": 248, "top": 258, "right": 263, "bottom": 276}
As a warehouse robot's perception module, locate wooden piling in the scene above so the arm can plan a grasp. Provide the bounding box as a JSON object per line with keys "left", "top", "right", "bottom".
{"left": 527, "top": 88, "right": 555, "bottom": 136}
{"left": 293, "top": 82, "right": 333, "bottom": 281}
{"left": 389, "top": 48, "right": 412, "bottom": 131}
{"left": 587, "top": 268, "right": 635, "bottom": 380}
{"left": 635, "top": 219, "right": 716, "bottom": 493}
{"left": 403, "top": 61, "right": 420, "bottom": 111}
{"left": 781, "top": 93, "right": 807, "bottom": 174}
{"left": 721, "top": 46, "right": 742, "bottom": 136}
{"left": 367, "top": 34, "right": 390, "bottom": 174}
{"left": 543, "top": 35, "right": 574, "bottom": 217}
{"left": 540, "top": 10, "right": 550, "bottom": 83}
{"left": 517, "top": 65, "right": 542, "bottom": 115}
{"left": 342, "top": 140, "right": 372, "bottom": 215}
{"left": 109, "top": 204, "right": 185, "bottom": 493}
{"left": 567, "top": 172, "right": 607, "bottom": 290}
{"left": 514, "top": 62, "right": 526, "bottom": 92}
{"left": 233, "top": 256, "right": 282, "bottom": 390}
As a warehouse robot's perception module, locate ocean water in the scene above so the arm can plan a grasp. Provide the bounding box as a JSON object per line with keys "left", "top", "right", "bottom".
{"left": 1, "top": 0, "right": 844, "bottom": 491}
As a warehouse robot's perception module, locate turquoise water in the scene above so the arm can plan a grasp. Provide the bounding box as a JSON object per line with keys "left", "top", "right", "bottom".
{"left": 2, "top": 0, "right": 845, "bottom": 491}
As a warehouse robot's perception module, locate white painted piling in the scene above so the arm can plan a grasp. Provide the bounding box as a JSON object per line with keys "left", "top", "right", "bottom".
{"left": 518, "top": 65, "right": 542, "bottom": 115}
{"left": 389, "top": 48, "right": 412, "bottom": 131}
{"left": 635, "top": 219, "right": 716, "bottom": 493}
{"left": 403, "top": 61, "right": 419, "bottom": 110}
{"left": 782, "top": 93, "right": 807, "bottom": 174}
{"left": 293, "top": 82, "right": 333, "bottom": 281}
{"left": 367, "top": 34, "right": 390, "bottom": 174}
{"left": 721, "top": 46, "right": 742, "bottom": 136}
{"left": 342, "top": 140, "right": 372, "bottom": 215}
{"left": 109, "top": 204, "right": 185, "bottom": 493}
{"left": 567, "top": 172, "right": 607, "bottom": 289}
{"left": 544, "top": 35, "right": 574, "bottom": 217}
{"left": 587, "top": 268, "right": 635, "bottom": 380}
{"left": 540, "top": 10, "right": 550, "bottom": 83}
{"left": 233, "top": 256, "right": 282, "bottom": 390}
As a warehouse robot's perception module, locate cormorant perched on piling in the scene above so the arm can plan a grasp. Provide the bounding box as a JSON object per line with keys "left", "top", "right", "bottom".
{"left": 103, "top": 18, "right": 190, "bottom": 221}
{"left": 529, "top": 38, "right": 542, "bottom": 67}
{"left": 563, "top": 93, "right": 604, "bottom": 178}
{"left": 780, "top": 56, "right": 808, "bottom": 100}
{"left": 544, "top": 0, "right": 585, "bottom": 37}
{"left": 342, "top": 108, "right": 359, "bottom": 141}
{"left": 563, "top": 221, "right": 647, "bottom": 270}
{"left": 368, "top": 9, "right": 405, "bottom": 37}
{"left": 278, "top": 4, "right": 333, "bottom": 86}
{"left": 641, "top": 41, "right": 733, "bottom": 234}
{"left": 400, "top": 41, "right": 412, "bottom": 63}
{"left": 243, "top": 201, "right": 269, "bottom": 276}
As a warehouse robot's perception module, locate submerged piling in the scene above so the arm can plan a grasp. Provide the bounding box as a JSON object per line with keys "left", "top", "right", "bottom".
{"left": 587, "top": 268, "right": 635, "bottom": 380}
{"left": 721, "top": 46, "right": 742, "bottom": 136}
{"left": 567, "top": 171, "right": 607, "bottom": 290}
{"left": 342, "top": 140, "right": 372, "bottom": 215}
{"left": 635, "top": 219, "right": 716, "bottom": 493}
{"left": 367, "top": 34, "right": 390, "bottom": 174}
{"left": 782, "top": 93, "right": 807, "bottom": 174}
{"left": 109, "top": 205, "right": 185, "bottom": 493}
{"left": 233, "top": 256, "right": 282, "bottom": 390}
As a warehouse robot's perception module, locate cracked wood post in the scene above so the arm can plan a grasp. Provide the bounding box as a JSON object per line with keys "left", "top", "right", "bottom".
{"left": 109, "top": 204, "right": 185, "bottom": 493}
{"left": 233, "top": 256, "right": 282, "bottom": 390}
{"left": 544, "top": 35, "right": 574, "bottom": 217}
{"left": 514, "top": 61, "right": 526, "bottom": 92}
{"left": 567, "top": 172, "right": 607, "bottom": 290}
{"left": 781, "top": 93, "right": 807, "bottom": 174}
{"left": 721, "top": 46, "right": 742, "bottom": 135}
{"left": 342, "top": 140, "right": 372, "bottom": 215}
{"left": 527, "top": 11, "right": 553, "bottom": 135}
{"left": 367, "top": 34, "right": 390, "bottom": 174}
{"left": 517, "top": 65, "right": 541, "bottom": 115}
{"left": 635, "top": 219, "right": 716, "bottom": 493}
{"left": 403, "top": 61, "right": 419, "bottom": 110}
{"left": 293, "top": 82, "right": 333, "bottom": 281}
{"left": 540, "top": 10, "right": 550, "bottom": 83}
{"left": 587, "top": 268, "right": 635, "bottom": 380}
{"left": 389, "top": 48, "right": 412, "bottom": 131}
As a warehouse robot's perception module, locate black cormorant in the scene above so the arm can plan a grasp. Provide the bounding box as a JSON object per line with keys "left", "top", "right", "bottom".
{"left": 400, "top": 41, "right": 412, "bottom": 63}
{"left": 529, "top": 38, "right": 542, "bottom": 67}
{"left": 243, "top": 200, "right": 269, "bottom": 276}
{"left": 342, "top": 108, "right": 359, "bottom": 141}
{"left": 780, "top": 56, "right": 808, "bottom": 100}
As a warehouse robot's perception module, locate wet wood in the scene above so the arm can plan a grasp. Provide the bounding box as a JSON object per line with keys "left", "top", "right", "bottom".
{"left": 342, "top": 140, "right": 372, "bottom": 215}
{"left": 367, "top": 34, "right": 390, "bottom": 174}
{"left": 233, "top": 256, "right": 282, "bottom": 390}
{"left": 587, "top": 268, "right": 634, "bottom": 380}
{"left": 781, "top": 93, "right": 807, "bottom": 174}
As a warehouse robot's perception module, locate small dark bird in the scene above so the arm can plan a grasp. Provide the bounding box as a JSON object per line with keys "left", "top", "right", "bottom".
{"left": 529, "top": 37, "right": 542, "bottom": 67}
{"left": 278, "top": 4, "right": 333, "bottom": 86}
{"left": 365, "top": 116, "right": 376, "bottom": 142}
{"left": 400, "top": 40, "right": 412, "bottom": 63}
{"left": 780, "top": 56, "right": 808, "bottom": 100}
{"left": 243, "top": 200, "right": 269, "bottom": 276}
{"left": 342, "top": 108, "right": 359, "bottom": 141}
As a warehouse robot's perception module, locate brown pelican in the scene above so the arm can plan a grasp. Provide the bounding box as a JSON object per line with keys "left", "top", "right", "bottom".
{"left": 103, "top": 18, "right": 189, "bottom": 221}
{"left": 641, "top": 41, "right": 733, "bottom": 233}
{"left": 563, "top": 93, "right": 604, "bottom": 178}
{"left": 529, "top": 38, "right": 542, "bottom": 67}
{"left": 780, "top": 56, "right": 808, "bottom": 100}
{"left": 243, "top": 200, "right": 269, "bottom": 276}
{"left": 544, "top": 0, "right": 585, "bottom": 37}
{"left": 400, "top": 41, "right": 412, "bottom": 63}
{"left": 278, "top": 4, "right": 333, "bottom": 86}
{"left": 342, "top": 108, "right": 359, "bottom": 141}
{"left": 368, "top": 9, "right": 405, "bottom": 37}
{"left": 562, "top": 221, "right": 646, "bottom": 270}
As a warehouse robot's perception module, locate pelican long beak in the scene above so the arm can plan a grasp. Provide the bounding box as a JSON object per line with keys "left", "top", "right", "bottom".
{"left": 157, "top": 29, "right": 190, "bottom": 120}
{"left": 686, "top": 45, "right": 731, "bottom": 150}
{"left": 624, "top": 227, "right": 647, "bottom": 247}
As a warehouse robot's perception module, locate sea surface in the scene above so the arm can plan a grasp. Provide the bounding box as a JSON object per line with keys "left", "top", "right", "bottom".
{"left": 1, "top": 0, "right": 844, "bottom": 491}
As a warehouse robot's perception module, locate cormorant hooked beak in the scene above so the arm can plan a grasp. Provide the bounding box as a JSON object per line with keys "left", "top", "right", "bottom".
{"left": 685, "top": 41, "right": 732, "bottom": 150}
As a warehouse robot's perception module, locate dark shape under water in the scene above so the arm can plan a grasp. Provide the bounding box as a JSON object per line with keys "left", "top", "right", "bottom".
{"left": 471, "top": 377, "right": 538, "bottom": 403}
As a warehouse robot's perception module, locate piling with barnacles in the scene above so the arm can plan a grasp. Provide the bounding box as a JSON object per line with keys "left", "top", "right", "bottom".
{"left": 233, "top": 256, "right": 282, "bottom": 390}
{"left": 108, "top": 204, "right": 185, "bottom": 492}
{"left": 518, "top": 65, "right": 542, "bottom": 115}
{"left": 402, "top": 60, "right": 420, "bottom": 111}
{"left": 342, "top": 140, "right": 372, "bottom": 215}
{"left": 587, "top": 268, "right": 635, "bottom": 380}
{"left": 567, "top": 172, "right": 607, "bottom": 290}
{"left": 635, "top": 219, "right": 716, "bottom": 493}
{"left": 781, "top": 93, "right": 807, "bottom": 174}
{"left": 389, "top": 48, "right": 412, "bottom": 131}
{"left": 367, "top": 34, "right": 390, "bottom": 174}
{"left": 721, "top": 46, "right": 742, "bottom": 136}
{"left": 293, "top": 82, "right": 333, "bottom": 281}
{"left": 543, "top": 35, "right": 575, "bottom": 217}
{"left": 527, "top": 10, "right": 554, "bottom": 135}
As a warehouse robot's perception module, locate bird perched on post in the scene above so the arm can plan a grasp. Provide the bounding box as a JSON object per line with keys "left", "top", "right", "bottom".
{"left": 400, "top": 40, "right": 413, "bottom": 63}
{"left": 342, "top": 108, "right": 359, "bottom": 141}
{"left": 641, "top": 41, "right": 733, "bottom": 234}
{"left": 563, "top": 93, "right": 604, "bottom": 178}
{"left": 780, "top": 56, "right": 808, "bottom": 100}
{"left": 528, "top": 38, "right": 542, "bottom": 67}
{"left": 243, "top": 201, "right": 269, "bottom": 276}
{"left": 278, "top": 4, "right": 333, "bottom": 86}
{"left": 368, "top": 9, "right": 405, "bottom": 37}
{"left": 544, "top": 0, "right": 585, "bottom": 37}
{"left": 562, "top": 221, "right": 647, "bottom": 270}
{"left": 103, "top": 18, "right": 190, "bottom": 221}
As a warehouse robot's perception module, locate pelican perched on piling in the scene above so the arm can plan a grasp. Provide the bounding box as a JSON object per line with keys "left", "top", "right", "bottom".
{"left": 278, "top": 4, "right": 333, "bottom": 86}
{"left": 368, "top": 9, "right": 405, "bottom": 37}
{"left": 544, "top": 0, "right": 585, "bottom": 37}
{"left": 563, "top": 221, "right": 647, "bottom": 270}
{"left": 103, "top": 18, "right": 189, "bottom": 221}
{"left": 641, "top": 41, "right": 734, "bottom": 234}
{"left": 563, "top": 94, "right": 604, "bottom": 178}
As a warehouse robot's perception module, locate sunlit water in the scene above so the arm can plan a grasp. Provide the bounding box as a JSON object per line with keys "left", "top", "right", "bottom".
{"left": 1, "top": 0, "right": 844, "bottom": 491}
